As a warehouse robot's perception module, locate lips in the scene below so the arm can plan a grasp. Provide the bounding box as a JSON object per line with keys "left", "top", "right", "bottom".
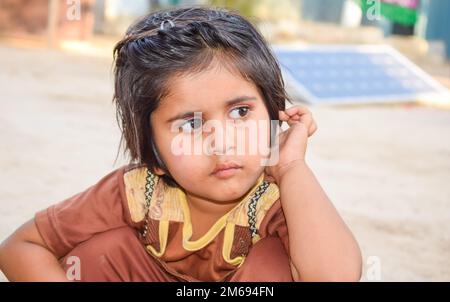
{"left": 211, "top": 161, "right": 243, "bottom": 179}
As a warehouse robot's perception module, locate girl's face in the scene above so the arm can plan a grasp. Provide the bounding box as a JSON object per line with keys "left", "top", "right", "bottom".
{"left": 150, "top": 63, "right": 272, "bottom": 204}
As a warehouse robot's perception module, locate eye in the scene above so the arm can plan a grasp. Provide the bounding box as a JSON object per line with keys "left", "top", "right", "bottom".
{"left": 229, "top": 106, "right": 250, "bottom": 119}
{"left": 179, "top": 118, "right": 202, "bottom": 133}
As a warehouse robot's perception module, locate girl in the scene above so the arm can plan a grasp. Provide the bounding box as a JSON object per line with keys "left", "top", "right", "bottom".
{"left": 0, "top": 7, "right": 361, "bottom": 282}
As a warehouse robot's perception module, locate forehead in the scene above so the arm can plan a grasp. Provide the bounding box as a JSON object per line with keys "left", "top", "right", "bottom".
{"left": 156, "top": 63, "right": 261, "bottom": 112}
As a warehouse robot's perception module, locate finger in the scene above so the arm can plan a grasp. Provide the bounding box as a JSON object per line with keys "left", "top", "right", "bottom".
{"left": 285, "top": 105, "right": 310, "bottom": 117}
{"left": 308, "top": 120, "right": 318, "bottom": 137}
{"left": 281, "top": 108, "right": 315, "bottom": 133}
{"left": 287, "top": 113, "right": 301, "bottom": 121}
{"left": 285, "top": 117, "right": 301, "bottom": 127}
{"left": 285, "top": 107, "right": 311, "bottom": 126}
{"left": 298, "top": 113, "right": 317, "bottom": 136}
{"left": 299, "top": 112, "right": 313, "bottom": 127}
{"left": 279, "top": 110, "right": 290, "bottom": 121}
{"left": 285, "top": 111, "right": 310, "bottom": 127}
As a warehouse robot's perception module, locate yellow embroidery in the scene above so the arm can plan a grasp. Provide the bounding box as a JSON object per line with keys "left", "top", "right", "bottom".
{"left": 179, "top": 194, "right": 242, "bottom": 252}
{"left": 255, "top": 183, "right": 280, "bottom": 229}
{"left": 123, "top": 166, "right": 280, "bottom": 265}
{"left": 156, "top": 184, "right": 184, "bottom": 222}
{"left": 124, "top": 168, "right": 184, "bottom": 223}
{"left": 226, "top": 182, "right": 280, "bottom": 228}
{"left": 123, "top": 167, "right": 153, "bottom": 223}
{"left": 179, "top": 173, "right": 267, "bottom": 251}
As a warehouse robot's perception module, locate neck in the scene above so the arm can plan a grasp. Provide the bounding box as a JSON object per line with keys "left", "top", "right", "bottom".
{"left": 185, "top": 191, "right": 241, "bottom": 219}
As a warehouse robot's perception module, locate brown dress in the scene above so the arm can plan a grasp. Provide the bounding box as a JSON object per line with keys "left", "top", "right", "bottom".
{"left": 34, "top": 164, "right": 293, "bottom": 281}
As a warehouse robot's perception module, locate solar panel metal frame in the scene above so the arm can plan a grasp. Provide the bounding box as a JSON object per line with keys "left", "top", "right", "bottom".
{"left": 272, "top": 44, "right": 449, "bottom": 105}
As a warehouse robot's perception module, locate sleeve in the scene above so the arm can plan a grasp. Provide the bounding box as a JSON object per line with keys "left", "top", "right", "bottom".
{"left": 34, "top": 166, "right": 133, "bottom": 258}
{"left": 258, "top": 199, "right": 290, "bottom": 258}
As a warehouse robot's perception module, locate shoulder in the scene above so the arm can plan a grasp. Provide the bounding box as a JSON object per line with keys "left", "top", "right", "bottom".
{"left": 229, "top": 173, "right": 287, "bottom": 240}
{"left": 122, "top": 163, "right": 149, "bottom": 190}
{"left": 227, "top": 177, "right": 281, "bottom": 242}
{"left": 120, "top": 163, "right": 158, "bottom": 224}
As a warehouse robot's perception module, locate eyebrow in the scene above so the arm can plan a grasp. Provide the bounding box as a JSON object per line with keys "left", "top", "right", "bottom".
{"left": 165, "top": 95, "right": 257, "bottom": 123}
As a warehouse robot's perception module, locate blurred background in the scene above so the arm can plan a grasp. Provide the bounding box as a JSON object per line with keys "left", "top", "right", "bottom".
{"left": 0, "top": 0, "right": 449, "bottom": 281}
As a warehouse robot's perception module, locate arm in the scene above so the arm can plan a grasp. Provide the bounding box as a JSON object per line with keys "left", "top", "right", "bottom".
{"left": 0, "top": 219, "right": 68, "bottom": 281}
{"left": 267, "top": 106, "right": 362, "bottom": 281}
{"left": 0, "top": 166, "right": 130, "bottom": 281}
{"left": 276, "top": 161, "right": 362, "bottom": 282}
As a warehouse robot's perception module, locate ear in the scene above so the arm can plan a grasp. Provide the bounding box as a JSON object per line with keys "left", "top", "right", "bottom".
{"left": 152, "top": 166, "right": 166, "bottom": 176}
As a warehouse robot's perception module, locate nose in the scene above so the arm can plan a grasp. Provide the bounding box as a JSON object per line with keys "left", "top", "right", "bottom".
{"left": 209, "top": 120, "right": 236, "bottom": 156}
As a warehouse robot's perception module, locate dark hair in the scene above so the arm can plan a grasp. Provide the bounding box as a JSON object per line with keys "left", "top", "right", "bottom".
{"left": 113, "top": 6, "right": 290, "bottom": 187}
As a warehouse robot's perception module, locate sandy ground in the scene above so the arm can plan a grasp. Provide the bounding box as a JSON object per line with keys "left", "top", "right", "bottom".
{"left": 0, "top": 43, "right": 449, "bottom": 282}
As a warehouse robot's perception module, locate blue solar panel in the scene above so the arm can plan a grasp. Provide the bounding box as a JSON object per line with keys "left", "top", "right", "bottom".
{"left": 273, "top": 45, "right": 448, "bottom": 105}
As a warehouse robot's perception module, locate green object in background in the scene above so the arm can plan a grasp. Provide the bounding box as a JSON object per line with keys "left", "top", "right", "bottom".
{"left": 359, "top": 0, "right": 419, "bottom": 26}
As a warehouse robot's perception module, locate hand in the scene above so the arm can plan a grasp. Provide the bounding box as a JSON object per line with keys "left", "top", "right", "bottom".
{"left": 265, "top": 105, "right": 317, "bottom": 183}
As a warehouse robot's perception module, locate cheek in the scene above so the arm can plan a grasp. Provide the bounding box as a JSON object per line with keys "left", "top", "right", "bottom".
{"left": 240, "top": 115, "right": 271, "bottom": 155}
{"left": 165, "top": 152, "right": 206, "bottom": 178}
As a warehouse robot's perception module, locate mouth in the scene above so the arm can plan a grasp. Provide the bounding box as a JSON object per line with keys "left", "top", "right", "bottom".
{"left": 210, "top": 162, "right": 243, "bottom": 179}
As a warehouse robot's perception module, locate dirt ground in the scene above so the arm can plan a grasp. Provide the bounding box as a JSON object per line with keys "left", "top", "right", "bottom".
{"left": 0, "top": 42, "right": 449, "bottom": 281}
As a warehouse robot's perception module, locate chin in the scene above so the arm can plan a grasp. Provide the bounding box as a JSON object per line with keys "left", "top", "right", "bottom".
{"left": 211, "top": 180, "right": 253, "bottom": 202}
